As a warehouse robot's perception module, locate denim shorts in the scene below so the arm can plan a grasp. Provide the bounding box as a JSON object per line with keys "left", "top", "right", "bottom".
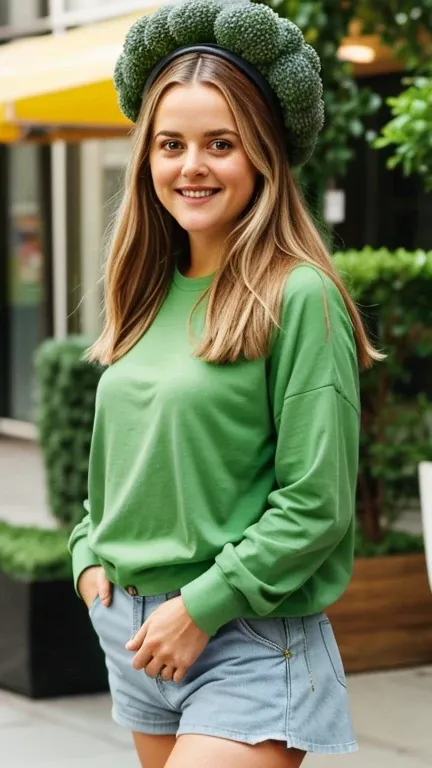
{"left": 89, "top": 585, "right": 358, "bottom": 754}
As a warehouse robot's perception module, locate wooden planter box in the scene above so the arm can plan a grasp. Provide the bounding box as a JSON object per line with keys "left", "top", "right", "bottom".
{"left": 0, "top": 571, "right": 108, "bottom": 698}
{"left": 327, "top": 553, "right": 432, "bottom": 673}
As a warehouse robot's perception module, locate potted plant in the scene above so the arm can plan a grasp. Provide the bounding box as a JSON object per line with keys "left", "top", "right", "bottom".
{"left": 327, "top": 247, "right": 432, "bottom": 673}
{"left": 0, "top": 338, "right": 108, "bottom": 698}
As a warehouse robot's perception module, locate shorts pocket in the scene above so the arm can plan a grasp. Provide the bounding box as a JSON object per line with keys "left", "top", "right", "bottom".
{"left": 319, "top": 618, "right": 346, "bottom": 688}
{"left": 235, "top": 617, "right": 287, "bottom": 652}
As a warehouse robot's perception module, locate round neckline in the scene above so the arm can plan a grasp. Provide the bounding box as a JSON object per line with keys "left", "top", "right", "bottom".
{"left": 173, "top": 267, "right": 215, "bottom": 291}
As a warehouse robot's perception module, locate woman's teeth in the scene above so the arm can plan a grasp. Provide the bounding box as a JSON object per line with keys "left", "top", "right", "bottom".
{"left": 180, "top": 190, "right": 217, "bottom": 198}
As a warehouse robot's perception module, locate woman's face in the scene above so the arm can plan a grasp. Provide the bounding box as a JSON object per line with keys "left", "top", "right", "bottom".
{"left": 149, "top": 83, "right": 257, "bottom": 240}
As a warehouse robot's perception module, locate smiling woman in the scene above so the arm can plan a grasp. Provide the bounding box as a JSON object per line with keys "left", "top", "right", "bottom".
{"left": 68, "top": 2, "right": 382, "bottom": 768}
{"left": 149, "top": 84, "right": 256, "bottom": 276}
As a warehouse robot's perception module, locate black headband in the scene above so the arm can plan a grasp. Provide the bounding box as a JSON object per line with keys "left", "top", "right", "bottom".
{"left": 143, "top": 44, "right": 286, "bottom": 134}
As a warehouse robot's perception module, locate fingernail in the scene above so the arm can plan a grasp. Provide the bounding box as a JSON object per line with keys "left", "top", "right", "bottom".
{"left": 125, "top": 640, "right": 133, "bottom": 649}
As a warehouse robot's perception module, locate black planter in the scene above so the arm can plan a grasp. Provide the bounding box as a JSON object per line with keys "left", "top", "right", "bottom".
{"left": 0, "top": 570, "right": 108, "bottom": 698}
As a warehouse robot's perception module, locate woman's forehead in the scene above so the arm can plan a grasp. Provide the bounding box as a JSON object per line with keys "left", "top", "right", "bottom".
{"left": 153, "top": 83, "right": 237, "bottom": 134}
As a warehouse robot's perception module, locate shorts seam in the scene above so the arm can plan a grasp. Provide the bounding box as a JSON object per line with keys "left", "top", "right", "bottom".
{"left": 112, "top": 707, "right": 179, "bottom": 733}
{"left": 285, "top": 618, "right": 291, "bottom": 740}
{"left": 286, "top": 735, "right": 359, "bottom": 753}
{"left": 155, "top": 676, "right": 180, "bottom": 711}
{"left": 176, "top": 724, "right": 358, "bottom": 753}
{"left": 178, "top": 724, "right": 288, "bottom": 741}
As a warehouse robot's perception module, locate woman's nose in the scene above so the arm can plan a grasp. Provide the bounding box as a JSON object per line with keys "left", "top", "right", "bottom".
{"left": 181, "top": 148, "right": 208, "bottom": 178}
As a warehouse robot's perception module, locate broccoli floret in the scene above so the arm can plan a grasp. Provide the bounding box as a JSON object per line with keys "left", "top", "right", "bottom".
{"left": 113, "top": 55, "right": 125, "bottom": 93}
{"left": 303, "top": 43, "right": 321, "bottom": 74}
{"left": 276, "top": 18, "right": 303, "bottom": 56}
{"left": 290, "top": 141, "right": 316, "bottom": 167}
{"left": 123, "top": 16, "right": 149, "bottom": 58}
{"left": 287, "top": 100, "right": 325, "bottom": 138}
{"left": 215, "top": 4, "right": 281, "bottom": 66}
{"left": 113, "top": 55, "right": 141, "bottom": 122}
{"left": 268, "top": 53, "right": 323, "bottom": 111}
{"left": 123, "top": 53, "right": 152, "bottom": 92}
{"left": 169, "top": 0, "right": 219, "bottom": 46}
{"left": 122, "top": 15, "right": 158, "bottom": 89}
{"left": 118, "top": 89, "right": 141, "bottom": 124}
{"left": 144, "top": 6, "right": 178, "bottom": 59}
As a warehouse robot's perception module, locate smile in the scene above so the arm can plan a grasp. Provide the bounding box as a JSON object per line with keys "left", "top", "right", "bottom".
{"left": 175, "top": 189, "right": 221, "bottom": 205}
{"left": 177, "top": 189, "right": 220, "bottom": 198}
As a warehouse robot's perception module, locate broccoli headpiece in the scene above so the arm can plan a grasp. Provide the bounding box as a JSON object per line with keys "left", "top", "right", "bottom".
{"left": 114, "top": 0, "right": 324, "bottom": 166}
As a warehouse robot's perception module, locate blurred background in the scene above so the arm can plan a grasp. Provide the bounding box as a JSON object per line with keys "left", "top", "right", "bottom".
{"left": 0, "top": 1, "right": 432, "bottom": 767}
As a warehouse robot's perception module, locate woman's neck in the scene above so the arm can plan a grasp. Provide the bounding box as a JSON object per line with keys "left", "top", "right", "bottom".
{"left": 184, "top": 233, "right": 223, "bottom": 278}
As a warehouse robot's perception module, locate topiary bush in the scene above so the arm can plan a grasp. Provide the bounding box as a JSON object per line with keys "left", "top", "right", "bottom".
{"left": 0, "top": 521, "right": 72, "bottom": 581}
{"left": 34, "top": 336, "right": 105, "bottom": 530}
{"left": 334, "top": 247, "right": 432, "bottom": 547}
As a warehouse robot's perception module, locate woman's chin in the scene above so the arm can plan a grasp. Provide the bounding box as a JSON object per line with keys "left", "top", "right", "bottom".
{"left": 177, "top": 216, "right": 226, "bottom": 235}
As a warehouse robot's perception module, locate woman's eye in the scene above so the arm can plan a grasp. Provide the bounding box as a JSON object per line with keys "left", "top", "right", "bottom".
{"left": 163, "top": 140, "right": 182, "bottom": 151}
{"left": 212, "top": 140, "right": 232, "bottom": 151}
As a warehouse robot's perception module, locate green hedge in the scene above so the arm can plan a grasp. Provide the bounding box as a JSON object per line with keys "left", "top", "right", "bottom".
{"left": 0, "top": 521, "right": 72, "bottom": 581}
{"left": 334, "top": 247, "right": 432, "bottom": 543}
{"left": 35, "top": 336, "right": 105, "bottom": 529}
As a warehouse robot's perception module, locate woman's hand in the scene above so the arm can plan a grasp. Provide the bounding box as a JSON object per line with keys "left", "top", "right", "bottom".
{"left": 125, "top": 595, "right": 210, "bottom": 684}
{"left": 78, "top": 566, "right": 113, "bottom": 610}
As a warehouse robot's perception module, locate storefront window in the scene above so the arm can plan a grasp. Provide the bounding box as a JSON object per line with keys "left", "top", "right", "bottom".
{"left": 6, "top": 145, "right": 50, "bottom": 422}
{"left": 0, "top": 0, "right": 47, "bottom": 26}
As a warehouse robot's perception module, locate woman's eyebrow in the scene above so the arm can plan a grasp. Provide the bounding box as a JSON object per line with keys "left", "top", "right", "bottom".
{"left": 154, "top": 128, "right": 239, "bottom": 139}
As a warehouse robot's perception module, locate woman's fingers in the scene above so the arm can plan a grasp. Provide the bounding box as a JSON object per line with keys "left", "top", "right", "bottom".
{"left": 125, "top": 620, "right": 149, "bottom": 650}
{"left": 160, "top": 665, "right": 176, "bottom": 682}
{"left": 98, "top": 571, "right": 113, "bottom": 606}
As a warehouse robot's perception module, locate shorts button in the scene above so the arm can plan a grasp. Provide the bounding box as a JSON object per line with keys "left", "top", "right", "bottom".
{"left": 126, "top": 585, "right": 138, "bottom": 596}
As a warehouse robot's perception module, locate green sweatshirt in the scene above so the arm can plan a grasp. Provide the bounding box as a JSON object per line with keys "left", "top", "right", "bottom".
{"left": 69, "top": 265, "right": 360, "bottom": 637}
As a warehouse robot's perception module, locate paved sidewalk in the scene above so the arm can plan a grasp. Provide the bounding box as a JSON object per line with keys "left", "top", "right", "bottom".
{"left": 0, "top": 665, "right": 431, "bottom": 767}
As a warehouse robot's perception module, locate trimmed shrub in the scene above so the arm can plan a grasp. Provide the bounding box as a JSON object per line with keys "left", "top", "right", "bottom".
{"left": 334, "top": 247, "right": 432, "bottom": 544}
{"left": 0, "top": 521, "right": 72, "bottom": 581}
{"left": 34, "top": 336, "right": 105, "bottom": 530}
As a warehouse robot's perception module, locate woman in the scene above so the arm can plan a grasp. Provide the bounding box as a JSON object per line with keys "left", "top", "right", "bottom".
{"left": 69, "top": 3, "right": 380, "bottom": 767}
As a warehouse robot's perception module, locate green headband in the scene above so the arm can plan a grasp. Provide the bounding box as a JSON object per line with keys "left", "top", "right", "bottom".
{"left": 114, "top": 0, "right": 324, "bottom": 167}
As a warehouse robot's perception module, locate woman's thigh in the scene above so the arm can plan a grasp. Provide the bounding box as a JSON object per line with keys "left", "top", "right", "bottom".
{"left": 165, "top": 735, "right": 306, "bottom": 768}
{"left": 133, "top": 732, "right": 177, "bottom": 768}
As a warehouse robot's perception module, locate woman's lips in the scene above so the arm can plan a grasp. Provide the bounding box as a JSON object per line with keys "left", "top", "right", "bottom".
{"left": 175, "top": 189, "right": 221, "bottom": 205}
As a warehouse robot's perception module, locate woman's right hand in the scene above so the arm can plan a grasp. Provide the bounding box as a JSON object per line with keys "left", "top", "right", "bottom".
{"left": 78, "top": 566, "right": 112, "bottom": 610}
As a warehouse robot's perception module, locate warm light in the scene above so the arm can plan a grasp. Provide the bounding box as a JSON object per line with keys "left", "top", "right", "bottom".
{"left": 337, "top": 44, "right": 376, "bottom": 64}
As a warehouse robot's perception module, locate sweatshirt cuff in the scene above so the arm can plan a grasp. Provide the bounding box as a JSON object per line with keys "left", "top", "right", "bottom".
{"left": 181, "top": 564, "right": 247, "bottom": 636}
{"left": 71, "top": 537, "right": 100, "bottom": 597}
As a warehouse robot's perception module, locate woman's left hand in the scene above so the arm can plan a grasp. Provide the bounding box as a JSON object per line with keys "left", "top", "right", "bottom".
{"left": 125, "top": 595, "right": 210, "bottom": 684}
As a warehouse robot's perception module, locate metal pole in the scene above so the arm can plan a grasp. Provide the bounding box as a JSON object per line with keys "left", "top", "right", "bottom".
{"left": 49, "top": 0, "right": 68, "bottom": 338}
{"left": 80, "top": 140, "right": 103, "bottom": 337}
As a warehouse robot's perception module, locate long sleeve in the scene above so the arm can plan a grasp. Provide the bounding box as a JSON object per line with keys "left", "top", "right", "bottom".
{"left": 68, "top": 500, "right": 100, "bottom": 596}
{"left": 181, "top": 266, "right": 360, "bottom": 636}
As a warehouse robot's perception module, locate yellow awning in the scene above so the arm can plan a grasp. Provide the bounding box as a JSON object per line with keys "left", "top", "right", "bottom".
{"left": 0, "top": 8, "right": 159, "bottom": 135}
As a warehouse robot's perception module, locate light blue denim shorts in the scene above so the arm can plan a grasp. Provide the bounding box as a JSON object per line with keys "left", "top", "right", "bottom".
{"left": 89, "top": 585, "right": 358, "bottom": 754}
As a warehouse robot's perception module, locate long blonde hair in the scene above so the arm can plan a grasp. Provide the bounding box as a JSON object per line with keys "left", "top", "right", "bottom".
{"left": 89, "top": 53, "right": 381, "bottom": 370}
